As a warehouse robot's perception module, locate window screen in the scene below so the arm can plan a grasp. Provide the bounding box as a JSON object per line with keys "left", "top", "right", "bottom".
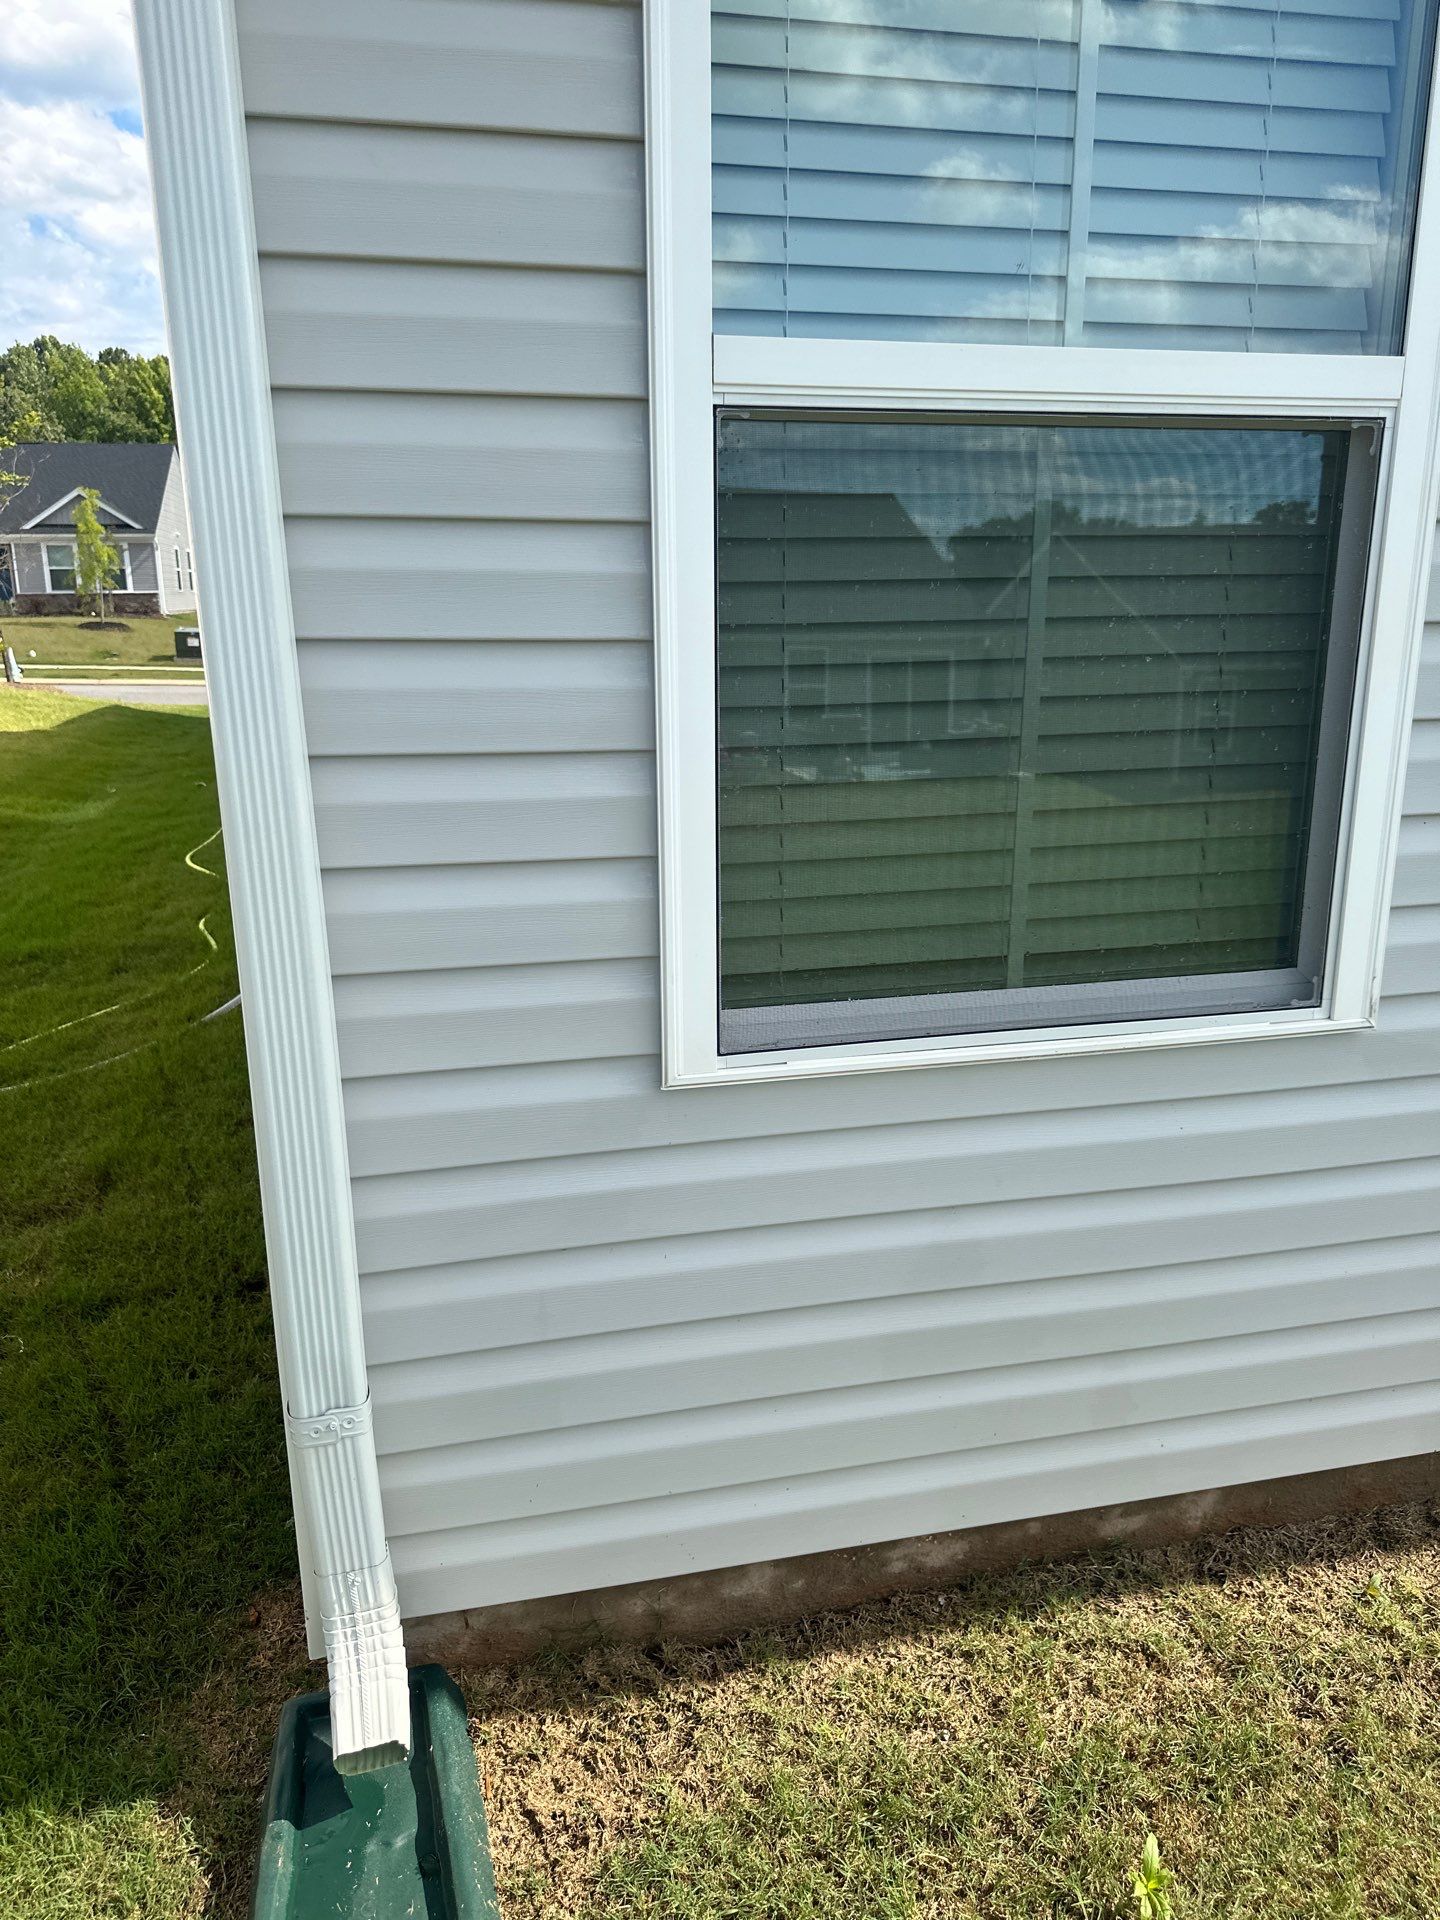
{"left": 712, "top": 0, "right": 1438, "bottom": 352}
{"left": 716, "top": 413, "right": 1374, "bottom": 1053}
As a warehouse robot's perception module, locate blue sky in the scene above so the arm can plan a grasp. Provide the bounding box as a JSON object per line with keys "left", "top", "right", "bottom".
{"left": 2, "top": 2, "right": 164, "bottom": 354}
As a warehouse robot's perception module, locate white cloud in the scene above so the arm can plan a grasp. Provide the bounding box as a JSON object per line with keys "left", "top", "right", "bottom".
{"left": 0, "top": 98, "right": 155, "bottom": 254}
{"left": 0, "top": 214, "right": 159, "bottom": 352}
{"left": 2, "top": 0, "right": 141, "bottom": 111}
{"left": 0, "top": 3, "right": 163, "bottom": 352}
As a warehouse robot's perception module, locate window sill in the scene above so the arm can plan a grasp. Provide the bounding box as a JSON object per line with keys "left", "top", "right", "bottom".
{"left": 664, "top": 1008, "right": 1376, "bottom": 1088}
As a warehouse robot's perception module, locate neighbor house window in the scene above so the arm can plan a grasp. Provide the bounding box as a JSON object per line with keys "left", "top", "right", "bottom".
{"left": 43, "top": 543, "right": 77, "bottom": 593}
{"left": 648, "top": 0, "right": 1440, "bottom": 1083}
{"left": 44, "top": 539, "right": 132, "bottom": 594}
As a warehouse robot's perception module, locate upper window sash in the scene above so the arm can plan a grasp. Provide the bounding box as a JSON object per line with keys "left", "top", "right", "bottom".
{"left": 712, "top": 0, "right": 1440, "bottom": 359}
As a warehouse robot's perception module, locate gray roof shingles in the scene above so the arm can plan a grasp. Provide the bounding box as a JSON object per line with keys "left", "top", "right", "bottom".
{"left": 0, "top": 443, "right": 177, "bottom": 535}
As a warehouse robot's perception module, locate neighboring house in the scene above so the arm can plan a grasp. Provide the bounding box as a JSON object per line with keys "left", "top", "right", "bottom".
{"left": 0, "top": 442, "right": 196, "bottom": 616}
{"left": 132, "top": 0, "right": 1440, "bottom": 1773}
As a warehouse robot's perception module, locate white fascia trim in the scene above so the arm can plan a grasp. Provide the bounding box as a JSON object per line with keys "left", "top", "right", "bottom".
{"left": 21, "top": 486, "right": 143, "bottom": 531}
{"left": 130, "top": 0, "right": 409, "bottom": 1771}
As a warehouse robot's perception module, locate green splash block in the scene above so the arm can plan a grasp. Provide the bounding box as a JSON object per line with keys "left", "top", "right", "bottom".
{"left": 250, "top": 1665, "right": 500, "bottom": 1920}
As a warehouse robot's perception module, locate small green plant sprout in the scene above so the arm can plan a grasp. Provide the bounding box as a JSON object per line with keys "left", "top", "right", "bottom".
{"left": 1132, "top": 1833, "right": 1175, "bottom": 1920}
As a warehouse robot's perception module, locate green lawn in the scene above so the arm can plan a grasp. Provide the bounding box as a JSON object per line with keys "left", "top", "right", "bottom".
{"left": 0, "top": 613, "right": 201, "bottom": 678}
{"left": 5, "top": 691, "right": 1440, "bottom": 1920}
{"left": 0, "top": 688, "right": 309, "bottom": 1920}
{"left": 476, "top": 1504, "right": 1440, "bottom": 1919}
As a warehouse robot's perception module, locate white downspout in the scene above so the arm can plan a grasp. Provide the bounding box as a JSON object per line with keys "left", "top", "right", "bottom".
{"left": 130, "top": 0, "right": 410, "bottom": 1772}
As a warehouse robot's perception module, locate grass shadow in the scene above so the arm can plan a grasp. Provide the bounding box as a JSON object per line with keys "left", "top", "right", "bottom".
{"left": 0, "top": 689, "right": 312, "bottom": 1919}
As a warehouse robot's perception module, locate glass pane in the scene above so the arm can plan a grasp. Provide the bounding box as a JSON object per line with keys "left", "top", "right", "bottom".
{"left": 712, "top": 0, "right": 1438, "bottom": 353}
{"left": 716, "top": 412, "right": 1366, "bottom": 1049}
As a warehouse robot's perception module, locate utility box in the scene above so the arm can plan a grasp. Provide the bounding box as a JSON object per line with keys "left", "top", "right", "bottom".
{"left": 174, "top": 626, "right": 202, "bottom": 661}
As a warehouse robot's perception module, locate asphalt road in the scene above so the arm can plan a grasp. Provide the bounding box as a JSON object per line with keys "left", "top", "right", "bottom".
{"left": 37, "top": 680, "right": 209, "bottom": 706}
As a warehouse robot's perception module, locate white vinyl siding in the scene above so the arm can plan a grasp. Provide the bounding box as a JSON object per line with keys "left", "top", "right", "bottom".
{"left": 122, "top": 542, "right": 162, "bottom": 594}
{"left": 151, "top": 448, "right": 198, "bottom": 614}
{"left": 235, "top": 0, "right": 1440, "bottom": 1624}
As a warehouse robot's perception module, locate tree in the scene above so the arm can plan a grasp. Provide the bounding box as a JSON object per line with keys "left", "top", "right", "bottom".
{"left": 0, "top": 337, "right": 176, "bottom": 445}
{"left": 98, "top": 352, "right": 173, "bottom": 441}
{"left": 73, "top": 488, "right": 120, "bottom": 623}
{"left": 0, "top": 407, "right": 41, "bottom": 529}
{"left": 0, "top": 341, "right": 50, "bottom": 443}
{"left": 45, "top": 342, "right": 111, "bottom": 441}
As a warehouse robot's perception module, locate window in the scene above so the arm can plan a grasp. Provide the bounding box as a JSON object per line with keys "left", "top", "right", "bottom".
{"left": 185, "top": 549, "right": 194, "bottom": 591}
{"left": 649, "top": 0, "right": 1440, "bottom": 1084}
{"left": 718, "top": 412, "right": 1374, "bottom": 1051}
{"left": 45, "top": 539, "right": 133, "bottom": 593}
{"left": 175, "top": 546, "right": 184, "bottom": 591}
{"left": 43, "top": 543, "right": 76, "bottom": 594}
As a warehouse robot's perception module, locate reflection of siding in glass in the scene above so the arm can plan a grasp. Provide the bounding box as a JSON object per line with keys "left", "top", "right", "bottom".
{"left": 716, "top": 413, "right": 1355, "bottom": 1030}
{"left": 711, "top": 0, "right": 1439, "bottom": 354}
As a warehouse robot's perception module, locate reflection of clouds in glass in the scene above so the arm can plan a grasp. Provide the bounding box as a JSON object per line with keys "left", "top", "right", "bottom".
{"left": 713, "top": 0, "right": 1424, "bottom": 349}
{"left": 1248, "top": 193, "right": 1386, "bottom": 249}
{"left": 784, "top": 74, "right": 1049, "bottom": 139}
{"left": 713, "top": 217, "right": 778, "bottom": 263}
{"left": 721, "top": 422, "right": 1326, "bottom": 538}
{"left": 788, "top": 0, "right": 1076, "bottom": 35}
{"left": 1099, "top": 0, "right": 1391, "bottom": 65}
{"left": 1093, "top": 192, "right": 1383, "bottom": 257}
{"left": 919, "top": 150, "right": 1034, "bottom": 185}
{"left": 755, "top": 0, "right": 1080, "bottom": 60}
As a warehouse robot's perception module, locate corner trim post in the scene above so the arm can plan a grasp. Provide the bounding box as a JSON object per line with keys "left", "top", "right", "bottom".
{"left": 130, "top": 0, "right": 409, "bottom": 1770}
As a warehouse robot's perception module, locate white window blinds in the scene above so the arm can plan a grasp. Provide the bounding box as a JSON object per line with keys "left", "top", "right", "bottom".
{"left": 715, "top": 413, "right": 1370, "bottom": 1051}
{"left": 712, "top": 0, "right": 1436, "bottom": 351}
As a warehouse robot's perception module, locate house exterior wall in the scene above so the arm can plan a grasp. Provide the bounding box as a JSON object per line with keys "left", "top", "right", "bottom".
{"left": 12, "top": 534, "right": 159, "bottom": 594}
{"left": 6, "top": 534, "right": 162, "bottom": 612}
{"left": 232, "top": 0, "right": 1440, "bottom": 1626}
{"left": 152, "top": 454, "right": 197, "bottom": 614}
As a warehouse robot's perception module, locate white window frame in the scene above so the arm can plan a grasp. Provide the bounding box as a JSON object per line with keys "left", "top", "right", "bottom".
{"left": 42, "top": 541, "right": 77, "bottom": 594}
{"left": 646, "top": 0, "right": 1440, "bottom": 1089}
